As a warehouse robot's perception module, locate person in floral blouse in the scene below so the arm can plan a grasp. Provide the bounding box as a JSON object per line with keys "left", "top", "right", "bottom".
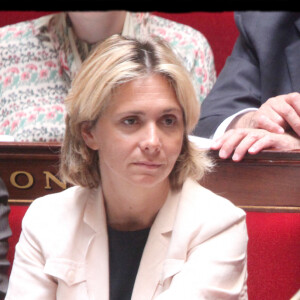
{"left": 0, "top": 11, "right": 216, "bottom": 142}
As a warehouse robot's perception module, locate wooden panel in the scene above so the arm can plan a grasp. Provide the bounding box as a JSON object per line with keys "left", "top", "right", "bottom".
{"left": 200, "top": 150, "right": 300, "bottom": 212}
{"left": 1, "top": 142, "right": 300, "bottom": 212}
{"left": 0, "top": 142, "right": 63, "bottom": 204}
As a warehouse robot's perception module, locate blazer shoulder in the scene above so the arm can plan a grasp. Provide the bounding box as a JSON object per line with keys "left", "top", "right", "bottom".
{"left": 171, "top": 178, "right": 247, "bottom": 252}
{"left": 22, "top": 186, "right": 95, "bottom": 228}
{"left": 177, "top": 178, "right": 246, "bottom": 240}
{"left": 181, "top": 178, "right": 245, "bottom": 219}
{"left": 235, "top": 11, "right": 299, "bottom": 35}
{"left": 29, "top": 185, "right": 87, "bottom": 208}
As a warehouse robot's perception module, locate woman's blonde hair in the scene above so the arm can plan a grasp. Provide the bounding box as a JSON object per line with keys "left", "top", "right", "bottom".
{"left": 60, "top": 34, "right": 212, "bottom": 190}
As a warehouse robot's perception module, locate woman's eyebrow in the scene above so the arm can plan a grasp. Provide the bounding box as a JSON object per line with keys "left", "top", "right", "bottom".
{"left": 162, "top": 108, "right": 182, "bottom": 114}
{"left": 116, "top": 110, "right": 145, "bottom": 117}
{"left": 117, "top": 107, "right": 182, "bottom": 115}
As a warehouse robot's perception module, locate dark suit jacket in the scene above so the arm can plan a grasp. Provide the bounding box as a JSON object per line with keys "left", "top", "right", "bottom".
{"left": 0, "top": 178, "right": 11, "bottom": 300}
{"left": 195, "top": 11, "right": 300, "bottom": 138}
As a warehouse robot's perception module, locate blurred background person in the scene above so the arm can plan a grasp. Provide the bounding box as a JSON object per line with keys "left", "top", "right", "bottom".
{"left": 0, "top": 11, "right": 215, "bottom": 142}
{"left": 195, "top": 11, "right": 300, "bottom": 161}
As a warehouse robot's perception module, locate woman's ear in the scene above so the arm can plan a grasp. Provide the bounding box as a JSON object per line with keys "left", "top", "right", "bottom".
{"left": 81, "top": 121, "right": 99, "bottom": 150}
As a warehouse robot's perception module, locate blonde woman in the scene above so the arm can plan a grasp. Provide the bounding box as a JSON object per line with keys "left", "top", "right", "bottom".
{"left": 6, "top": 35, "right": 247, "bottom": 300}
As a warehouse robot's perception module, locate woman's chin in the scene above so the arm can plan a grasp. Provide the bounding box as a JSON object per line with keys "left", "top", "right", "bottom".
{"left": 128, "top": 174, "right": 169, "bottom": 188}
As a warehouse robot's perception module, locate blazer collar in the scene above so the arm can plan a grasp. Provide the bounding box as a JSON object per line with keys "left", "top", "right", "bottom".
{"left": 83, "top": 187, "right": 110, "bottom": 300}
{"left": 132, "top": 188, "right": 181, "bottom": 300}
{"left": 83, "top": 187, "right": 105, "bottom": 232}
{"left": 285, "top": 16, "right": 300, "bottom": 92}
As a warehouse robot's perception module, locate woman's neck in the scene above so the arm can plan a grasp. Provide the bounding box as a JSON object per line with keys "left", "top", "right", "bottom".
{"left": 67, "top": 11, "right": 127, "bottom": 44}
{"left": 102, "top": 178, "right": 170, "bottom": 231}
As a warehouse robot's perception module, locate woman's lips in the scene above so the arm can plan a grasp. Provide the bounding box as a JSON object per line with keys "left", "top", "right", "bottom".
{"left": 133, "top": 161, "right": 163, "bottom": 169}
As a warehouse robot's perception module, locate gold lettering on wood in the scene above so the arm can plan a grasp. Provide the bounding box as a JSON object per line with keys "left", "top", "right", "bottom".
{"left": 43, "top": 171, "right": 66, "bottom": 190}
{"left": 10, "top": 171, "right": 34, "bottom": 189}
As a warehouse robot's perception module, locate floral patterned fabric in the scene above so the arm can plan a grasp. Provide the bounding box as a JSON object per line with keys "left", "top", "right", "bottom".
{"left": 0, "top": 12, "right": 216, "bottom": 142}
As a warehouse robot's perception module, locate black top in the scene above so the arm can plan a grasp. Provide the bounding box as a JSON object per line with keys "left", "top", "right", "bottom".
{"left": 108, "top": 226, "right": 150, "bottom": 300}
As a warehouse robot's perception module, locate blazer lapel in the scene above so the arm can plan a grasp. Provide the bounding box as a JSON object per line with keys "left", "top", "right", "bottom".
{"left": 83, "top": 187, "right": 110, "bottom": 300}
{"left": 285, "top": 17, "right": 300, "bottom": 92}
{"left": 131, "top": 189, "right": 181, "bottom": 300}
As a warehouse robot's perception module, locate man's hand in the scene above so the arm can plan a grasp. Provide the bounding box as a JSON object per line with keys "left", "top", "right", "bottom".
{"left": 211, "top": 128, "right": 300, "bottom": 161}
{"left": 229, "top": 93, "right": 300, "bottom": 136}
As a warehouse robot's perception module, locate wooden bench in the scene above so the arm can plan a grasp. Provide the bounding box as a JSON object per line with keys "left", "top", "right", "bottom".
{"left": 1, "top": 142, "right": 299, "bottom": 213}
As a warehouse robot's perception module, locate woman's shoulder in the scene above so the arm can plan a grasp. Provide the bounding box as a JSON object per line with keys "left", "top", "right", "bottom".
{"left": 173, "top": 178, "right": 247, "bottom": 247}
{"left": 180, "top": 177, "right": 246, "bottom": 222}
{"left": 23, "top": 186, "right": 95, "bottom": 226}
{"left": 19, "top": 186, "right": 102, "bottom": 258}
{"left": 0, "top": 14, "right": 54, "bottom": 42}
{"left": 130, "top": 12, "right": 210, "bottom": 45}
{"left": 128, "top": 12, "right": 213, "bottom": 60}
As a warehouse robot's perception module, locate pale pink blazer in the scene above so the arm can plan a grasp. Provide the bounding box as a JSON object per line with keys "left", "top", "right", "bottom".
{"left": 6, "top": 178, "right": 248, "bottom": 300}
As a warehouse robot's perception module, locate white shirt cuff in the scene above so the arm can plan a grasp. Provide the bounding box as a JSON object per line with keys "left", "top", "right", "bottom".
{"left": 212, "top": 108, "right": 258, "bottom": 140}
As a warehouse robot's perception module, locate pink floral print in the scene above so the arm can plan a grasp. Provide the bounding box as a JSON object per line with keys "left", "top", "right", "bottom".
{"left": 0, "top": 12, "right": 216, "bottom": 142}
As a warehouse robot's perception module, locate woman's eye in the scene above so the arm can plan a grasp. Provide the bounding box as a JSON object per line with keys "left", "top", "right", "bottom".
{"left": 123, "top": 117, "right": 138, "bottom": 126}
{"left": 163, "top": 115, "right": 176, "bottom": 126}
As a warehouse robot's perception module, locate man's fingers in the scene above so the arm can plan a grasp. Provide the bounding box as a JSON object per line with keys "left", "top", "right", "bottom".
{"left": 231, "top": 132, "right": 262, "bottom": 161}
{"left": 211, "top": 129, "right": 248, "bottom": 159}
{"left": 285, "top": 93, "right": 300, "bottom": 136}
{"left": 252, "top": 114, "right": 285, "bottom": 133}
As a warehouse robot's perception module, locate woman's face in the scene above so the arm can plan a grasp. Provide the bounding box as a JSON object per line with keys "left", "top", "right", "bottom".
{"left": 82, "top": 74, "right": 184, "bottom": 188}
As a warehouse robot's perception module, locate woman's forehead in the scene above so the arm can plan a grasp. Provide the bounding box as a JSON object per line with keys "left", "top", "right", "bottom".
{"left": 106, "top": 75, "right": 181, "bottom": 113}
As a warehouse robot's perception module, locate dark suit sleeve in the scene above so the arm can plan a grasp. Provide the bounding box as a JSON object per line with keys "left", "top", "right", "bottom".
{"left": 0, "top": 178, "right": 12, "bottom": 300}
{"left": 194, "top": 12, "right": 263, "bottom": 138}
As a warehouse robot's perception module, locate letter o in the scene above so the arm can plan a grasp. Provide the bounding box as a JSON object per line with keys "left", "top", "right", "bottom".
{"left": 10, "top": 171, "right": 34, "bottom": 189}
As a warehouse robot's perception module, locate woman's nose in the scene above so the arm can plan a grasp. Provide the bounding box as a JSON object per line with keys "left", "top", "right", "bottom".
{"left": 139, "top": 123, "right": 162, "bottom": 153}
